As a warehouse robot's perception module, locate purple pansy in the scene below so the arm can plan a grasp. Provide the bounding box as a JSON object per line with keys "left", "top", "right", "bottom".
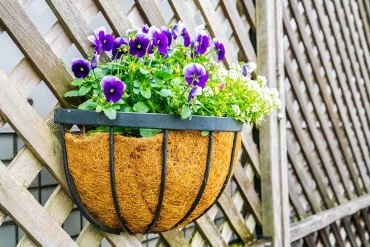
{"left": 161, "top": 26, "right": 172, "bottom": 46}
{"left": 129, "top": 34, "right": 150, "bottom": 58}
{"left": 88, "top": 35, "right": 102, "bottom": 55}
{"left": 91, "top": 53, "right": 100, "bottom": 70}
{"left": 71, "top": 58, "right": 90, "bottom": 78}
{"left": 151, "top": 31, "right": 169, "bottom": 54}
{"left": 112, "top": 37, "right": 128, "bottom": 59}
{"left": 188, "top": 85, "right": 203, "bottom": 102}
{"left": 182, "top": 28, "right": 191, "bottom": 47}
{"left": 213, "top": 39, "right": 225, "bottom": 61}
{"left": 94, "top": 27, "right": 115, "bottom": 52}
{"left": 142, "top": 24, "right": 149, "bottom": 33}
{"left": 172, "top": 21, "right": 186, "bottom": 39}
{"left": 241, "top": 62, "right": 257, "bottom": 77}
{"left": 101, "top": 76, "right": 126, "bottom": 103}
{"left": 183, "top": 63, "right": 208, "bottom": 88}
{"left": 194, "top": 30, "right": 211, "bottom": 55}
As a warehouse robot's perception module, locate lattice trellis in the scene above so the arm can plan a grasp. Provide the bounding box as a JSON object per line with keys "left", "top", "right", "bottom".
{"left": 284, "top": 0, "right": 370, "bottom": 245}
{"left": 0, "top": 0, "right": 266, "bottom": 246}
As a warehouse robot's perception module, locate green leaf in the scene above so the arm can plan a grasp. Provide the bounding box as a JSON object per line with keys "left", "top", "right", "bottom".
{"left": 133, "top": 102, "right": 150, "bottom": 113}
{"left": 139, "top": 128, "right": 162, "bottom": 137}
{"left": 139, "top": 67, "right": 150, "bottom": 75}
{"left": 96, "top": 105, "right": 103, "bottom": 112}
{"left": 78, "top": 99, "right": 97, "bottom": 110}
{"left": 153, "top": 70, "right": 173, "bottom": 81}
{"left": 71, "top": 79, "right": 84, "bottom": 86}
{"left": 64, "top": 90, "right": 80, "bottom": 97}
{"left": 141, "top": 88, "right": 151, "bottom": 99}
{"left": 181, "top": 105, "right": 192, "bottom": 119}
{"left": 201, "top": 131, "right": 210, "bottom": 136}
{"left": 123, "top": 106, "right": 132, "bottom": 112}
{"left": 133, "top": 88, "right": 140, "bottom": 94}
{"left": 103, "top": 108, "right": 117, "bottom": 120}
{"left": 79, "top": 86, "right": 92, "bottom": 96}
{"left": 157, "top": 88, "right": 174, "bottom": 97}
{"left": 134, "top": 80, "right": 142, "bottom": 87}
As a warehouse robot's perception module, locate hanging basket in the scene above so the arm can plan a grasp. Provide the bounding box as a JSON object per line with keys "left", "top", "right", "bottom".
{"left": 55, "top": 108, "right": 242, "bottom": 234}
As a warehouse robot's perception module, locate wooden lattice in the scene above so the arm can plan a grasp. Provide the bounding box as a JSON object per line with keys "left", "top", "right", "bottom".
{"left": 284, "top": 0, "right": 370, "bottom": 245}
{"left": 0, "top": 0, "right": 267, "bottom": 246}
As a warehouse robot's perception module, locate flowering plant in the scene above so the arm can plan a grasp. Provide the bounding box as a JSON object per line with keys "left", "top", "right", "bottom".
{"left": 64, "top": 23, "right": 280, "bottom": 137}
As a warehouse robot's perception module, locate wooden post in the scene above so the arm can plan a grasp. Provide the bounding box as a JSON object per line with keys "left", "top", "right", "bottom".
{"left": 256, "top": 0, "right": 289, "bottom": 246}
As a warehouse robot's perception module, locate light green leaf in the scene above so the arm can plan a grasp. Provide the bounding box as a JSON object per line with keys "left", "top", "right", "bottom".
{"left": 64, "top": 90, "right": 80, "bottom": 97}
{"left": 201, "top": 131, "right": 210, "bottom": 136}
{"left": 141, "top": 88, "right": 151, "bottom": 99}
{"left": 157, "top": 88, "right": 174, "bottom": 97}
{"left": 96, "top": 105, "right": 103, "bottom": 112}
{"left": 133, "top": 102, "right": 150, "bottom": 113}
{"left": 78, "top": 99, "right": 97, "bottom": 110}
{"left": 71, "top": 79, "right": 84, "bottom": 86}
{"left": 103, "top": 108, "right": 117, "bottom": 120}
{"left": 134, "top": 80, "right": 142, "bottom": 87}
{"left": 181, "top": 105, "right": 192, "bottom": 119}
{"left": 133, "top": 88, "right": 140, "bottom": 94}
{"left": 79, "top": 86, "right": 92, "bottom": 96}
{"left": 123, "top": 106, "right": 132, "bottom": 112}
{"left": 139, "top": 128, "right": 162, "bottom": 137}
{"left": 153, "top": 70, "right": 173, "bottom": 80}
{"left": 139, "top": 67, "right": 149, "bottom": 75}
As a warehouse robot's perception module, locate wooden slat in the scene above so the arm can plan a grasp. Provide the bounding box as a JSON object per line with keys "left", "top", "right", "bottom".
{"left": 167, "top": 0, "right": 197, "bottom": 35}
{"left": 217, "top": 193, "right": 254, "bottom": 242}
{"left": 46, "top": 0, "right": 92, "bottom": 56}
{"left": 220, "top": 0, "right": 256, "bottom": 62}
{"left": 17, "top": 186, "right": 74, "bottom": 246}
{"left": 233, "top": 163, "right": 262, "bottom": 225}
{"left": 195, "top": 214, "right": 228, "bottom": 247}
{"left": 76, "top": 223, "right": 104, "bottom": 247}
{"left": 0, "top": 0, "right": 76, "bottom": 107}
{"left": 241, "top": 0, "right": 256, "bottom": 31}
{"left": 290, "top": 193, "right": 370, "bottom": 241}
{"left": 95, "top": 0, "right": 132, "bottom": 36}
{"left": 160, "top": 230, "right": 190, "bottom": 247}
{"left": 135, "top": 0, "right": 166, "bottom": 26}
{"left": 0, "top": 162, "right": 77, "bottom": 247}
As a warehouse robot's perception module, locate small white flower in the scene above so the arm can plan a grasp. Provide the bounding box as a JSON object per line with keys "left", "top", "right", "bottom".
{"left": 232, "top": 104, "right": 241, "bottom": 116}
{"left": 256, "top": 75, "right": 267, "bottom": 86}
{"left": 203, "top": 86, "right": 214, "bottom": 97}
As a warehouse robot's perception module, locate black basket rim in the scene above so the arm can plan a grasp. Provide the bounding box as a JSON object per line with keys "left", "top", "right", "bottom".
{"left": 54, "top": 108, "right": 243, "bottom": 132}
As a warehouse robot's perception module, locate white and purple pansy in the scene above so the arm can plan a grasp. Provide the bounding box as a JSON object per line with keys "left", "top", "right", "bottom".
{"left": 100, "top": 76, "right": 126, "bottom": 103}
{"left": 71, "top": 58, "right": 90, "bottom": 78}
{"left": 241, "top": 62, "right": 257, "bottom": 77}
{"left": 129, "top": 34, "right": 151, "bottom": 58}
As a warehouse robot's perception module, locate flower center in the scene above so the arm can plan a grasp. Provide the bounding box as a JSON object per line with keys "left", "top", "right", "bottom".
{"left": 103, "top": 39, "right": 107, "bottom": 44}
{"left": 137, "top": 44, "right": 141, "bottom": 49}
{"left": 109, "top": 88, "right": 115, "bottom": 94}
{"left": 80, "top": 67, "right": 84, "bottom": 71}
{"left": 192, "top": 74, "right": 199, "bottom": 82}
{"left": 157, "top": 40, "right": 161, "bottom": 45}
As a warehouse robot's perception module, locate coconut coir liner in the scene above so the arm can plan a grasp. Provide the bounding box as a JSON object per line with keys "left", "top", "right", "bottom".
{"left": 65, "top": 130, "right": 240, "bottom": 233}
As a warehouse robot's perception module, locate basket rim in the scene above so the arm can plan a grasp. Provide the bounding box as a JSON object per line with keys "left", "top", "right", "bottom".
{"left": 54, "top": 108, "right": 243, "bottom": 132}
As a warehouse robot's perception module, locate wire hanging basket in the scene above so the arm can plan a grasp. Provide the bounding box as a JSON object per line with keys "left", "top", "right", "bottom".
{"left": 55, "top": 108, "right": 243, "bottom": 234}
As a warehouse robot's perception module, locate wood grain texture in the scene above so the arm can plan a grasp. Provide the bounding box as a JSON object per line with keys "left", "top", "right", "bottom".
{"left": 135, "top": 0, "right": 166, "bottom": 26}
{"left": 160, "top": 230, "right": 190, "bottom": 247}
{"left": 195, "top": 214, "right": 228, "bottom": 247}
{"left": 0, "top": 0, "right": 76, "bottom": 107}
{"left": 0, "top": 162, "right": 77, "bottom": 247}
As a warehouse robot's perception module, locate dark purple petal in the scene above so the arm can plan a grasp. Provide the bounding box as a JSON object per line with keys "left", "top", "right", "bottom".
{"left": 161, "top": 26, "right": 172, "bottom": 46}
{"left": 101, "top": 33, "right": 115, "bottom": 52}
{"left": 182, "top": 29, "right": 191, "bottom": 47}
{"left": 101, "top": 76, "right": 126, "bottom": 103}
{"left": 88, "top": 35, "right": 102, "bottom": 55}
{"left": 91, "top": 53, "right": 100, "bottom": 69}
{"left": 172, "top": 21, "right": 186, "bottom": 39}
{"left": 112, "top": 37, "right": 128, "bottom": 59}
{"left": 129, "top": 34, "right": 150, "bottom": 58}
{"left": 152, "top": 31, "right": 168, "bottom": 54}
{"left": 183, "top": 63, "right": 208, "bottom": 88}
{"left": 71, "top": 58, "right": 90, "bottom": 78}
{"left": 188, "top": 86, "right": 202, "bottom": 102}
{"left": 241, "top": 62, "right": 257, "bottom": 77}
{"left": 142, "top": 24, "right": 149, "bottom": 33}
{"left": 213, "top": 40, "right": 225, "bottom": 61}
{"left": 194, "top": 31, "right": 210, "bottom": 55}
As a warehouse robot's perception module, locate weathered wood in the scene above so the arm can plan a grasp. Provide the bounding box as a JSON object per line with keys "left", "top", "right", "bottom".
{"left": 167, "top": 0, "right": 197, "bottom": 36}
{"left": 220, "top": 0, "right": 256, "bottom": 62}
{"left": 241, "top": 127, "right": 260, "bottom": 177}
{"left": 290, "top": 193, "right": 370, "bottom": 241}
{"left": 0, "top": 162, "right": 77, "bottom": 247}
{"left": 195, "top": 214, "right": 228, "bottom": 247}
{"left": 76, "top": 223, "right": 104, "bottom": 247}
{"left": 0, "top": 0, "right": 76, "bottom": 107}
{"left": 257, "top": 0, "right": 288, "bottom": 245}
{"left": 95, "top": 0, "right": 132, "bottom": 36}
{"left": 160, "top": 230, "right": 190, "bottom": 247}
{"left": 241, "top": 0, "right": 256, "bottom": 31}
{"left": 217, "top": 193, "right": 254, "bottom": 242}
{"left": 135, "top": 0, "right": 166, "bottom": 26}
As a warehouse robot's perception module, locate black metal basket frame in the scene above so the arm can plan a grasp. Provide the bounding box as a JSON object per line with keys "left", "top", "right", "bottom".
{"left": 54, "top": 108, "right": 243, "bottom": 234}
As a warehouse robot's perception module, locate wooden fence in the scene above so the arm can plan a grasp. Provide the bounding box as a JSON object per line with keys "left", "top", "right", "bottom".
{"left": 0, "top": 0, "right": 286, "bottom": 246}
{"left": 0, "top": 0, "right": 368, "bottom": 246}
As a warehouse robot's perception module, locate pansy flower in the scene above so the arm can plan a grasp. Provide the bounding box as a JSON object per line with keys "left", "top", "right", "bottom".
{"left": 129, "top": 34, "right": 150, "bottom": 58}
{"left": 172, "top": 21, "right": 186, "bottom": 39}
{"left": 142, "top": 24, "right": 149, "bottom": 33}
{"left": 183, "top": 63, "right": 208, "bottom": 88}
{"left": 96, "top": 27, "right": 115, "bottom": 52}
{"left": 71, "top": 58, "right": 90, "bottom": 78}
{"left": 241, "top": 62, "right": 257, "bottom": 77}
{"left": 151, "top": 30, "right": 169, "bottom": 54}
{"left": 91, "top": 53, "right": 100, "bottom": 70}
{"left": 194, "top": 29, "right": 211, "bottom": 55}
{"left": 188, "top": 86, "right": 203, "bottom": 102}
{"left": 101, "top": 76, "right": 126, "bottom": 103}
{"left": 213, "top": 39, "right": 225, "bottom": 61}
{"left": 112, "top": 37, "right": 128, "bottom": 59}
{"left": 161, "top": 26, "right": 172, "bottom": 46}
{"left": 87, "top": 35, "right": 102, "bottom": 55}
